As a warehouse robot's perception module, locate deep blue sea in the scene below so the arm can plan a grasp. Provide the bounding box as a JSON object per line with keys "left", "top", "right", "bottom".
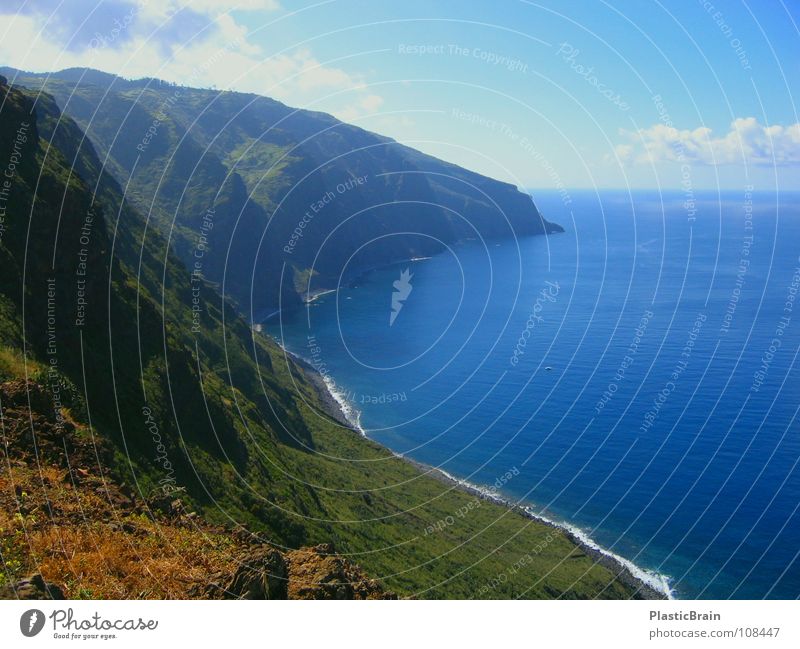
{"left": 267, "top": 190, "right": 800, "bottom": 599}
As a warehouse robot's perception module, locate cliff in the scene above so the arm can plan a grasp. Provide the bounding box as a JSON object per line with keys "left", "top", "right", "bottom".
{"left": 0, "top": 76, "right": 643, "bottom": 600}
{"left": 1, "top": 67, "right": 562, "bottom": 318}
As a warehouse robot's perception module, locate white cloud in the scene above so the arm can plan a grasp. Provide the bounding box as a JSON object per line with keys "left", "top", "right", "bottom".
{"left": 615, "top": 118, "right": 800, "bottom": 166}
{"left": 0, "top": 0, "right": 382, "bottom": 121}
{"left": 335, "top": 93, "right": 385, "bottom": 122}
{"left": 170, "top": 0, "right": 281, "bottom": 12}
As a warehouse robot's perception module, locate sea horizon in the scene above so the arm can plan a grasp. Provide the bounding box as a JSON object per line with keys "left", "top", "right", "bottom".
{"left": 267, "top": 188, "right": 800, "bottom": 599}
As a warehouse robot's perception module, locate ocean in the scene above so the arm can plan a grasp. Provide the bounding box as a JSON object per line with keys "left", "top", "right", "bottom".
{"left": 267, "top": 189, "right": 800, "bottom": 599}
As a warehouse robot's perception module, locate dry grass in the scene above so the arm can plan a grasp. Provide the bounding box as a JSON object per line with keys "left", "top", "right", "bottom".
{"left": 0, "top": 462, "right": 241, "bottom": 599}
{"left": 34, "top": 520, "right": 239, "bottom": 598}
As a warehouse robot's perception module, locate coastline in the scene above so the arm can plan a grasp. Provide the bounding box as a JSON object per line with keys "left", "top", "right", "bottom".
{"left": 410, "top": 462, "right": 673, "bottom": 600}
{"left": 274, "top": 337, "right": 672, "bottom": 600}
{"left": 278, "top": 341, "right": 364, "bottom": 430}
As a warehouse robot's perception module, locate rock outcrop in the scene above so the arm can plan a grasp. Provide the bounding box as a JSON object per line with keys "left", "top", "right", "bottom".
{"left": 286, "top": 544, "right": 395, "bottom": 600}
{"left": 0, "top": 574, "right": 65, "bottom": 600}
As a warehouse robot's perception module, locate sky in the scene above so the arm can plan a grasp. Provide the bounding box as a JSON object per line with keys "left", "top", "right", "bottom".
{"left": 1, "top": 0, "right": 798, "bottom": 190}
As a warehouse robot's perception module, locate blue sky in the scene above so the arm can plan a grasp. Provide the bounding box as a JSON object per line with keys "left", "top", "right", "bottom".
{"left": 1, "top": 0, "right": 798, "bottom": 190}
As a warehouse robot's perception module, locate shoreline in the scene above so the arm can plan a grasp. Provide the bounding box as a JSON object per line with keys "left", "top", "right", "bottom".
{"left": 407, "top": 460, "right": 672, "bottom": 600}
{"left": 278, "top": 341, "right": 364, "bottom": 431}
{"left": 270, "top": 339, "right": 673, "bottom": 601}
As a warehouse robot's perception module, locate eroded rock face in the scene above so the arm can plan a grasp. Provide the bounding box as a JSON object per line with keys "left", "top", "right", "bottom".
{"left": 0, "top": 380, "right": 53, "bottom": 415}
{"left": 0, "top": 574, "right": 65, "bottom": 600}
{"left": 286, "top": 544, "right": 396, "bottom": 600}
{"left": 204, "top": 543, "right": 395, "bottom": 600}
{"left": 0, "top": 380, "right": 110, "bottom": 471}
{"left": 223, "top": 547, "right": 289, "bottom": 600}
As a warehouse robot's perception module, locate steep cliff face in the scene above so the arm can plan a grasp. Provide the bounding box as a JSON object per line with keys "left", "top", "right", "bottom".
{"left": 0, "top": 77, "right": 642, "bottom": 600}
{"left": 2, "top": 67, "right": 562, "bottom": 318}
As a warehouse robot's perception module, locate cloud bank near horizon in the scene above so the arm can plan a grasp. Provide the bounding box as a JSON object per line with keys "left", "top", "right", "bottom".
{"left": 615, "top": 118, "right": 800, "bottom": 167}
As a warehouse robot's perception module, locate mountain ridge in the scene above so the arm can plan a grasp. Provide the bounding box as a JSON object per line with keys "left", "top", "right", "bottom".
{"left": 1, "top": 66, "right": 562, "bottom": 320}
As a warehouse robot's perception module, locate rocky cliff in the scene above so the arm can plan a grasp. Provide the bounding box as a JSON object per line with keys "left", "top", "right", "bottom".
{"left": 0, "top": 75, "right": 645, "bottom": 600}
{"left": 2, "top": 67, "right": 562, "bottom": 318}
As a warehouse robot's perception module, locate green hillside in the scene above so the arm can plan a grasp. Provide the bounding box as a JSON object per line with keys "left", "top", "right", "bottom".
{"left": 0, "top": 75, "right": 643, "bottom": 599}
{"left": 1, "top": 67, "right": 562, "bottom": 319}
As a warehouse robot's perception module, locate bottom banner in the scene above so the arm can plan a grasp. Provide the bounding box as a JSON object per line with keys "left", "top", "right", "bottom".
{"left": 0, "top": 600, "right": 797, "bottom": 648}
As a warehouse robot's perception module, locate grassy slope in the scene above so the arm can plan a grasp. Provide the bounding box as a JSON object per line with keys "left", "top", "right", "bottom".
{"left": 0, "top": 79, "right": 638, "bottom": 599}
{"left": 3, "top": 69, "right": 561, "bottom": 319}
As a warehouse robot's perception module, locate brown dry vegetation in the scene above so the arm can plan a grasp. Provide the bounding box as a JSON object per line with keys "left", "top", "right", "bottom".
{"left": 0, "top": 379, "right": 391, "bottom": 600}
{"left": 0, "top": 463, "right": 241, "bottom": 599}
